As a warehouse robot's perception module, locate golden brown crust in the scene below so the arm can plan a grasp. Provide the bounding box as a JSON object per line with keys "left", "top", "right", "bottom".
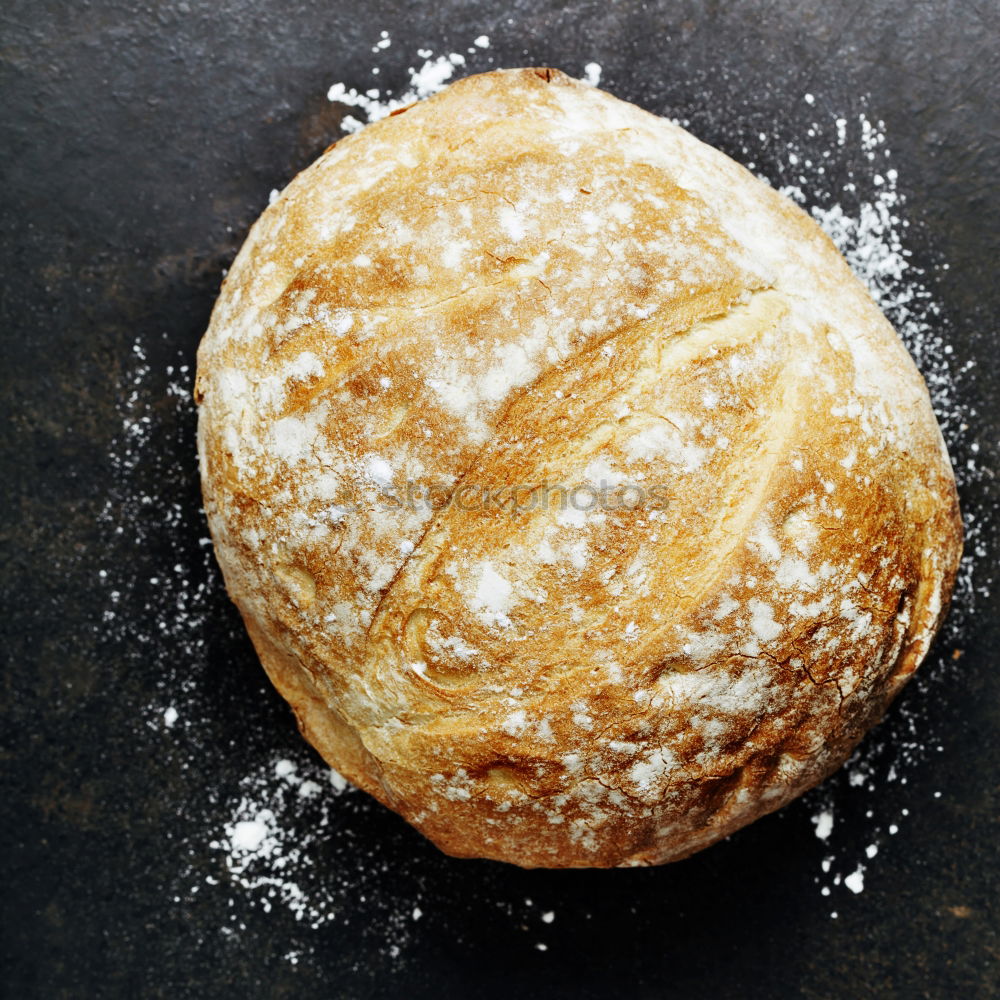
{"left": 196, "top": 68, "right": 962, "bottom": 867}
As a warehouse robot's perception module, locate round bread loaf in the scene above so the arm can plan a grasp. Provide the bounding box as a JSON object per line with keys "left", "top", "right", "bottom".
{"left": 195, "top": 68, "right": 962, "bottom": 868}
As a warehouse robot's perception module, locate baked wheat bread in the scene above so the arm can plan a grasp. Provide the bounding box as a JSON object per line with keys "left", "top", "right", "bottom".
{"left": 195, "top": 68, "right": 962, "bottom": 868}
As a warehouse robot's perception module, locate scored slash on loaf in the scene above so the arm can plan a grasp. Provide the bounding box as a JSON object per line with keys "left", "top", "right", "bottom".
{"left": 195, "top": 68, "right": 961, "bottom": 868}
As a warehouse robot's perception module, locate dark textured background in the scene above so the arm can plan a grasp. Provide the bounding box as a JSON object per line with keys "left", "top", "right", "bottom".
{"left": 2, "top": 2, "right": 998, "bottom": 997}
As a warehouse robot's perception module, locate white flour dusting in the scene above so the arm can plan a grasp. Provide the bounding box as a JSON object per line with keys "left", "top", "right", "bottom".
{"left": 764, "top": 98, "right": 987, "bottom": 913}
{"left": 326, "top": 32, "right": 490, "bottom": 132}
{"left": 325, "top": 33, "right": 604, "bottom": 130}
{"left": 208, "top": 757, "right": 351, "bottom": 927}
{"left": 100, "top": 31, "right": 991, "bottom": 965}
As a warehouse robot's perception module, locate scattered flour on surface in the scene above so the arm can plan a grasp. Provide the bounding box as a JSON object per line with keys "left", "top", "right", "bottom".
{"left": 326, "top": 33, "right": 492, "bottom": 131}
{"left": 209, "top": 757, "right": 353, "bottom": 928}
{"left": 770, "top": 94, "right": 989, "bottom": 914}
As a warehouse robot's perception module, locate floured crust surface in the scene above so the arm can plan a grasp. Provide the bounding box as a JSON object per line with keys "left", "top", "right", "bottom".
{"left": 195, "top": 68, "right": 962, "bottom": 868}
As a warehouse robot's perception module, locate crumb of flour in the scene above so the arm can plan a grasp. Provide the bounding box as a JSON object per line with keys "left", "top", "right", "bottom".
{"left": 100, "top": 37, "right": 991, "bottom": 966}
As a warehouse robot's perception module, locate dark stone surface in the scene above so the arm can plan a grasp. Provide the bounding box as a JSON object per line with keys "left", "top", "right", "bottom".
{"left": 1, "top": 1, "right": 997, "bottom": 997}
